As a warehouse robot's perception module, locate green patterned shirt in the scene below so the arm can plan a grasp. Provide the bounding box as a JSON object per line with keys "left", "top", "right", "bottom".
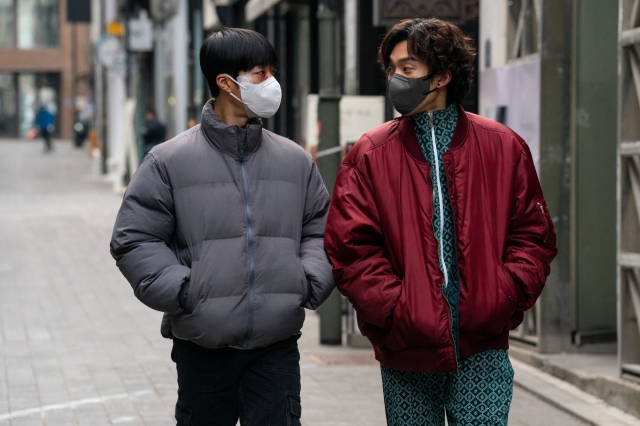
{"left": 413, "top": 102, "right": 460, "bottom": 359}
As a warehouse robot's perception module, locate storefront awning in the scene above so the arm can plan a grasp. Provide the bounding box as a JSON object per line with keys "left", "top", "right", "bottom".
{"left": 245, "top": 0, "right": 282, "bottom": 23}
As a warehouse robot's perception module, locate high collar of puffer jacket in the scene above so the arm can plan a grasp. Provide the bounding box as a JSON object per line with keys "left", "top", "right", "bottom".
{"left": 200, "top": 99, "right": 263, "bottom": 160}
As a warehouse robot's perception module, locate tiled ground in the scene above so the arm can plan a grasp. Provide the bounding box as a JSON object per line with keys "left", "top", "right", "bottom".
{"left": 0, "top": 140, "right": 588, "bottom": 425}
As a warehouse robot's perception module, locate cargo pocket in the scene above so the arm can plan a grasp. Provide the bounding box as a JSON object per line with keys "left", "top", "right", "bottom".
{"left": 286, "top": 393, "right": 302, "bottom": 426}
{"left": 175, "top": 399, "right": 192, "bottom": 426}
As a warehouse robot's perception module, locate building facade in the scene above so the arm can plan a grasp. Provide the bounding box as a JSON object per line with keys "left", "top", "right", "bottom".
{"left": 479, "top": 0, "right": 620, "bottom": 357}
{"left": 0, "top": 0, "right": 91, "bottom": 140}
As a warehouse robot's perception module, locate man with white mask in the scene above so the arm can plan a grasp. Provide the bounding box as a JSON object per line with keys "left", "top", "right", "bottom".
{"left": 110, "top": 28, "right": 335, "bottom": 425}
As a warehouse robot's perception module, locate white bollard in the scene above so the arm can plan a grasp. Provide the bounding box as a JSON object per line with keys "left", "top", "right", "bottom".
{"left": 91, "top": 148, "right": 101, "bottom": 177}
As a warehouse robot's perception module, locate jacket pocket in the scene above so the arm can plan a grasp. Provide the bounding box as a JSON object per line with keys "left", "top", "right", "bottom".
{"left": 359, "top": 320, "right": 390, "bottom": 347}
{"left": 182, "top": 260, "right": 200, "bottom": 314}
{"left": 498, "top": 265, "right": 518, "bottom": 306}
{"left": 295, "top": 257, "right": 310, "bottom": 305}
{"left": 493, "top": 265, "right": 518, "bottom": 333}
{"left": 384, "top": 283, "right": 407, "bottom": 351}
{"left": 536, "top": 199, "right": 552, "bottom": 244}
{"left": 175, "top": 399, "right": 192, "bottom": 426}
{"left": 286, "top": 393, "right": 302, "bottom": 426}
{"left": 459, "top": 264, "right": 516, "bottom": 338}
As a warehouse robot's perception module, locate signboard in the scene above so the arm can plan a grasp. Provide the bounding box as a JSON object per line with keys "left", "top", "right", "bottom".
{"left": 203, "top": 0, "right": 221, "bottom": 30}
{"left": 95, "top": 36, "right": 127, "bottom": 77}
{"left": 306, "top": 95, "right": 386, "bottom": 153}
{"left": 67, "top": 0, "right": 91, "bottom": 22}
{"left": 339, "top": 96, "right": 386, "bottom": 146}
{"left": 374, "top": 0, "right": 466, "bottom": 26}
{"left": 245, "top": 0, "right": 281, "bottom": 22}
{"left": 305, "top": 94, "right": 319, "bottom": 149}
{"left": 150, "top": 0, "right": 179, "bottom": 21}
{"left": 106, "top": 21, "right": 125, "bottom": 37}
{"left": 128, "top": 17, "right": 153, "bottom": 51}
{"left": 479, "top": 56, "right": 541, "bottom": 173}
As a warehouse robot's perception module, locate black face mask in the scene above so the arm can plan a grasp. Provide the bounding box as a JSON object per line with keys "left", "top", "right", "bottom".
{"left": 388, "top": 73, "right": 436, "bottom": 115}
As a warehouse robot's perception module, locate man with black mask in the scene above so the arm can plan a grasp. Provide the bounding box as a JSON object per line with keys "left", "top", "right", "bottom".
{"left": 111, "top": 28, "right": 335, "bottom": 425}
{"left": 325, "top": 18, "right": 558, "bottom": 426}
{"left": 140, "top": 109, "right": 167, "bottom": 156}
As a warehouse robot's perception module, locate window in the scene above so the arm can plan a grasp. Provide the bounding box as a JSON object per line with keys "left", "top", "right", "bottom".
{"left": 0, "top": 0, "right": 15, "bottom": 47}
{"left": 507, "top": 0, "right": 540, "bottom": 60}
{"left": 0, "top": 73, "right": 17, "bottom": 136}
{"left": 0, "top": 0, "right": 59, "bottom": 49}
{"left": 36, "top": 0, "right": 59, "bottom": 47}
{"left": 0, "top": 72, "right": 59, "bottom": 137}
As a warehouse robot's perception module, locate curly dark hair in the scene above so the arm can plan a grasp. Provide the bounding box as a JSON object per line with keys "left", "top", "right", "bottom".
{"left": 378, "top": 18, "right": 476, "bottom": 105}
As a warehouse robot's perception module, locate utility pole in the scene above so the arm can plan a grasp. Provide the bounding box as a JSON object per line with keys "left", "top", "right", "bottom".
{"left": 71, "top": 23, "right": 77, "bottom": 127}
{"left": 93, "top": 0, "right": 107, "bottom": 173}
{"left": 124, "top": 0, "right": 133, "bottom": 98}
{"left": 316, "top": 0, "right": 342, "bottom": 346}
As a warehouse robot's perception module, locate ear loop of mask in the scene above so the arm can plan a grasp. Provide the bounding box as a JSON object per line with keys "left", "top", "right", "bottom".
{"left": 422, "top": 74, "right": 438, "bottom": 96}
{"left": 224, "top": 74, "right": 248, "bottom": 105}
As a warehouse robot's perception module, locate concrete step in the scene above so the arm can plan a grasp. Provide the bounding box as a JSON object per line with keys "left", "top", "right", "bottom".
{"left": 512, "top": 358, "right": 640, "bottom": 425}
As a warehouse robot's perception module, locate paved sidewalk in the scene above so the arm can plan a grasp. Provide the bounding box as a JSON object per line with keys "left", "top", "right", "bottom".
{"left": 0, "top": 141, "right": 594, "bottom": 425}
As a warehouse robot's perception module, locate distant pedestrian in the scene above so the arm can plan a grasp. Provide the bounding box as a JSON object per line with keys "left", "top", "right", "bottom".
{"left": 325, "top": 18, "right": 558, "bottom": 426}
{"left": 140, "top": 109, "right": 166, "bottom": 156}
{"left": 35, "top": 103, "right": 55, "bottom": 152}
{"left": 110, "top": 28, "right": 335, "bottom": 425}
{"left": 73, "top": 117, "right": 89, "bottom": 148}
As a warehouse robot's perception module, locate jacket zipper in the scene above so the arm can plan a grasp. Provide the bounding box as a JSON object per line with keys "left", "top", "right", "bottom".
{"left": 429, "top": 112, "right": 458, "bottom": 371}
{"left": 429, "top": 112, "right": 449, "bottom": 289}
{"left": 443, "top": 287, "right": 459, "bottom": 371}
{"left": 238, "top": 129, "right": 256, "bottom": 348}
{"left": 537, "top": 202, "right": 550, "bottom": 243}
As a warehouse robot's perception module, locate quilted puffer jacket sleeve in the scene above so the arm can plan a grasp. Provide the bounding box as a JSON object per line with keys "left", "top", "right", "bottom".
{"left": 110, "top": 155, "right": 190, "bottom": 315}
{"left": 324, "top": 163, "right": 402, "bottom": 330}
{"left": 504, "top": 139, "right": 558, "bottom": 321}
{"left": 301, "top": 160, "right": 336, "bottom": 310}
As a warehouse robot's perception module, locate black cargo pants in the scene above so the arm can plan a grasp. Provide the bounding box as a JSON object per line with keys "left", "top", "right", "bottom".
{"left": 171, "top": 334, "right": 302, "bottom": 426}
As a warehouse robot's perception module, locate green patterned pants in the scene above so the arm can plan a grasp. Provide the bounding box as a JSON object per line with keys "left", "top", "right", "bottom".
{"left": 381, "top": 350, "right": 514, "bottom": 426}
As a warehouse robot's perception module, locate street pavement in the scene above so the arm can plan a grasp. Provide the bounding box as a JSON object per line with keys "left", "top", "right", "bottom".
{"left": 0, "top": 140, "right": 590, "bottom": 425}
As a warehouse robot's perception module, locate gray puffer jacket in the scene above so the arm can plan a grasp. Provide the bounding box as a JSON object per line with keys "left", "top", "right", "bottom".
{"left": 110, "top": 101, "right": 335, "bottom": 349}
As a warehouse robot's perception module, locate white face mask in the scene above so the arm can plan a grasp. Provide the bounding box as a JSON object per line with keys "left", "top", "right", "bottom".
{"left": 225, "top": 74, "right": 282, "bottom": 118}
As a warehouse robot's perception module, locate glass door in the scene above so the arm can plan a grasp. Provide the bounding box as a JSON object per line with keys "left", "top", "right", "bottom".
{"left": 0, "top": 73, "right": 18, "bottom": 137}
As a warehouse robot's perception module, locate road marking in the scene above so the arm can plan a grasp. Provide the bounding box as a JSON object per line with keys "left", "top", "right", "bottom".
{"left": 0, "top": 390, "right": 153, "bottom": 421}
{"left": 113, "top": 417, "right": 136, "bottom": 423}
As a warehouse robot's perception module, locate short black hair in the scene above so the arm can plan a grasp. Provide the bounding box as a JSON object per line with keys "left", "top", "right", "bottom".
{"left": 378, "top": 18, "right": 476, "bottom": 105}
{"left": 200, "top": 28, "right": 278, "bottom": 97}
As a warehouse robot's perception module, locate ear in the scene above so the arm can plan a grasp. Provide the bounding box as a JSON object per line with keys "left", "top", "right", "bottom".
{"left": 433, "top": 70, "right": 452, "bottom": 88}
{"left": 216, "top": 74, "right": 235, "bottom": 94}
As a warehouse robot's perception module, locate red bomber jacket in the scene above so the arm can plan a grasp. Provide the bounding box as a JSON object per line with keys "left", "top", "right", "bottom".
{"left": 324, "top": 107, "right": 558, "bottom": 373}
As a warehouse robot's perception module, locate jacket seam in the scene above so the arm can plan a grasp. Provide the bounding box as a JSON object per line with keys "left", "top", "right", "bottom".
{"left": 345, "top": 133, "right": 399, "bottom": 168}
{"left": 148, "top": 154, "right": 172, "bottom": 190}
{"left": 301, "top": 234, "right": 323, "bottom": 242}
{"left": 468, "top": 119, "right": 520, "bottom": 139}
{"left": 176, "top": 234, "right": 300, "bottom": 252}
{"left": 458, "top": 118, "right": 526, "bottom": 156}
{"left": 171, "top": 178, "right": 304, "bottom": 193}
{"left": 341, "top": 164, "right": 377, "bottom": 202}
